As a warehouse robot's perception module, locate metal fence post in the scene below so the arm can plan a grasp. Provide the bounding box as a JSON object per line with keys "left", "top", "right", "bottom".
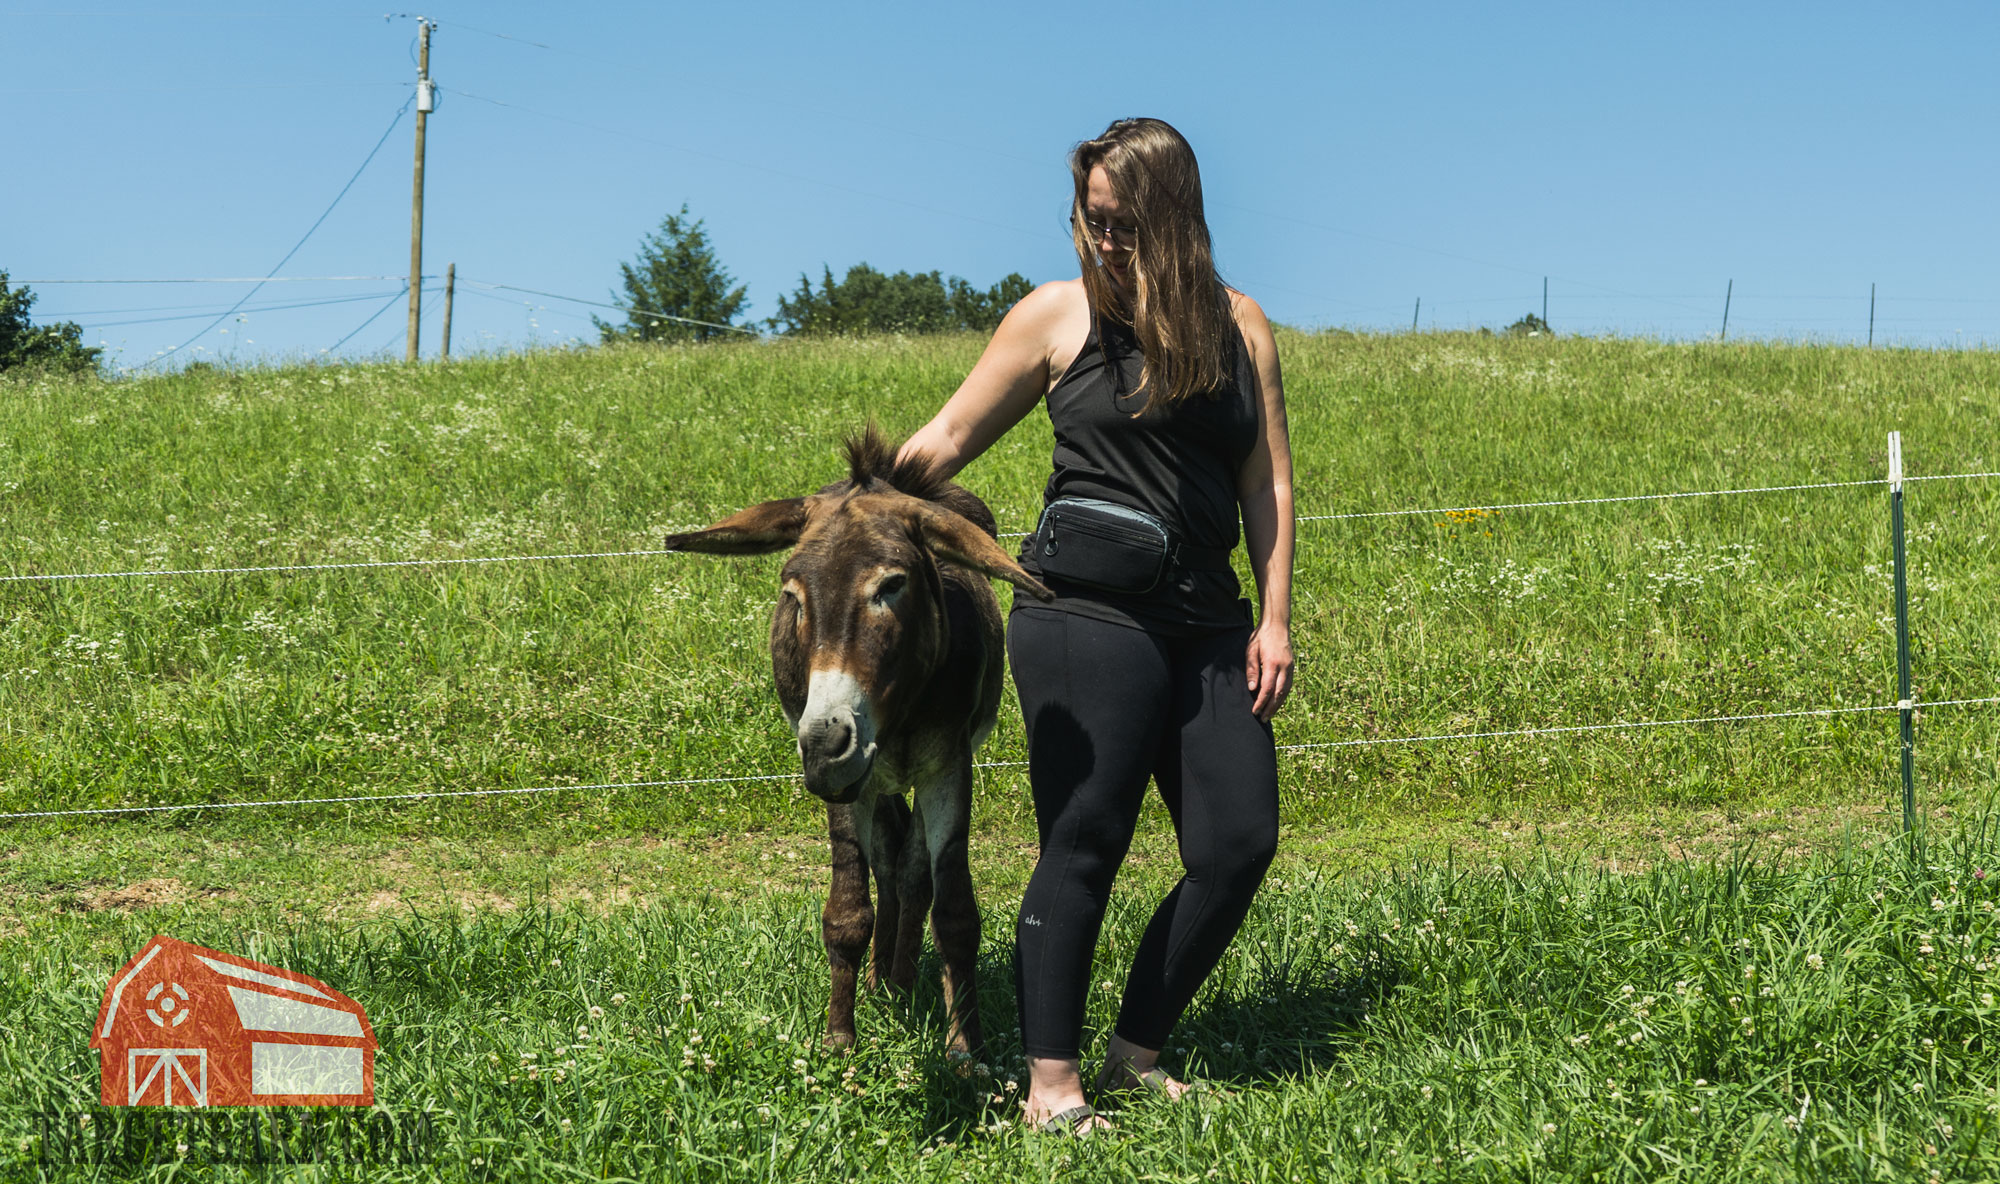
{"left": 1890, "top": 431, "right": 1915, "bottom": 833}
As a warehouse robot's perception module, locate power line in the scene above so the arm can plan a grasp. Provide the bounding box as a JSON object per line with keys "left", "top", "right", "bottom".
{"left": 324, "top": 284, "right": 411, "bottom": 355}
{"left": 134, "top": 92, "right": 417, "bottom": 370}
{"left": 72, "top": 290, "right": 406, "bottom": 328}
{"left": 2, "top": 82, "right": 405, "bottom": 95}
{"left": 461, "top": 279, "right": 761, "bottom": 337}
{"left": 44, "top": 291, "right": 409, "bottom": 318}
{"left": 19, "top": 276, "right": 422, "bottom": 285}
{"left": 441, "top": 87, "right": 1059, "bottom": 247}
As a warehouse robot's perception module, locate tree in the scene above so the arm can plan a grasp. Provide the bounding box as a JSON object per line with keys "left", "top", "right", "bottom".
{"left": 595, "top": 205, "right": 750, "bottom": 344}
{"left": 768, "top": 264, "right": 1032, "bottom": 336}
{"left": 1505, "top": 312, "right": 1552, "bottom": 337}
{"left": 0, "top": 271, "right": 102, "bottom": 375}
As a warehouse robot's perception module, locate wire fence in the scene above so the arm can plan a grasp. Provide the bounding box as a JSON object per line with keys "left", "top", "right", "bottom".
{"left": 5, "top": 469, "right": 1995, "bottom": 584}
{"left": 0, "top": 453, "right": 1993, "bottom": 823}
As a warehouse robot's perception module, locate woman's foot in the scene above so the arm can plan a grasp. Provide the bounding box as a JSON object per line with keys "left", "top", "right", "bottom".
{"left": 1095, "top": 1034, "right": 1197, "bottom": 1101}
{"left": 1021, "top": 1055, "right": 1113, "bottom": 1133}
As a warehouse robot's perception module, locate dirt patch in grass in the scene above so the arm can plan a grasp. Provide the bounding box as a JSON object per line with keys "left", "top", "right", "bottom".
{"left": 52, "top": 876, "right": 234, "bottom": 913}
{"left": 0, "top": 796, "right": 1930, "bottom": 932}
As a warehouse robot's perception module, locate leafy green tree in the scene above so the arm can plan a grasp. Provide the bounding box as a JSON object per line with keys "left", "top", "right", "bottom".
{"left": 595, "top": 205, "right": 750, "bottom": 344}
{"left": 0, "top": 271, "right": 102, "bottom": 374}
{"left": 769, "top": 264, "right": 1031, "bottom": 335}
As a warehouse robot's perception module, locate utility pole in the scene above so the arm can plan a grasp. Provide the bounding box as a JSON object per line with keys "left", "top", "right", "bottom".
{"left": 441, "top": 263, "right": 455, "bottom": 360}
{"left": 1720, "top": 279, "right": 1733, "bottom": 342}
{"left": 406, "top": 19, "right": 435, "bottom": 362}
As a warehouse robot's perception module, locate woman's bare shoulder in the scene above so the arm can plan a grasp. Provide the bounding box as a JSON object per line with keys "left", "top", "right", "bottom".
{"left": 1020, "top": 278, "right": 1092, "bottom": 390}
{"left": 1015, "top": 277, "right": 1089, "bottom": 321}
{"left": 1226, "top": 287, "right": 1272, "bottom": 331}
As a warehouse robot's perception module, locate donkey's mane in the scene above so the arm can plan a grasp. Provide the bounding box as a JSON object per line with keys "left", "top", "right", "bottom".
{"left": 837, "top": 424, "right": 998, "bottom": 538}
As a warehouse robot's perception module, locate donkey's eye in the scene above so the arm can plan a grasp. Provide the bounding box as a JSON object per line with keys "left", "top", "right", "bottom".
{"left": 872, "top": 573, "right": 908, "bottom": 605}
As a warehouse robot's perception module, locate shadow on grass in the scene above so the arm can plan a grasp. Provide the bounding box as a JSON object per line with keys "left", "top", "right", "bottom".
{"left": 891, "top": 944, "right": 1409, "bottom": 1139}
{"left": 1178, "top": 949, "right": 1410, "bottom": 1086}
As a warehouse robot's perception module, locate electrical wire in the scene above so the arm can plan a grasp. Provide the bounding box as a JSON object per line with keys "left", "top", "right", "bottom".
{"left": 72, "top": 290, "right": 406, "bottom": 328}
{"left": 441, "top": 87, "right": 1058, "bottom": 247}
{"left": 324, "top": 284, "right": 410, "bottom": 354}
{"left": 19, "top": 276, "right": 420, "bottom": 284}
{"left": 134, "top": 92, "right": 416, "bottom": 370}
{"left": 461, "top": 279, "right": 759, "bottom": 337}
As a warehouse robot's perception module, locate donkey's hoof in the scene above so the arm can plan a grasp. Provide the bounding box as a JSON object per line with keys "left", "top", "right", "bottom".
{"left": 823, "top": 1031, "right": 857, "bottom": 1053}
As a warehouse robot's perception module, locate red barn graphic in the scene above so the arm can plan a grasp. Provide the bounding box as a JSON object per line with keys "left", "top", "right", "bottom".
{"left": 92, "top": 935, "right": 377, "bottom": 1107}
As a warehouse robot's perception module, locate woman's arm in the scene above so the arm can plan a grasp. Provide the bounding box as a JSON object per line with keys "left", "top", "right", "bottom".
{"left": 1232, "top": 293, "right": 1296, "bottom": 723}
{"left": 896, "top": 281, "right": 1078, "bottom": 479}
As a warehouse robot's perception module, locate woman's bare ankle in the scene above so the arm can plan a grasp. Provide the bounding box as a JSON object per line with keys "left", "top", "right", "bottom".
{"left": 1021, "top": 1055, "right": 1094, "bottom": 1125}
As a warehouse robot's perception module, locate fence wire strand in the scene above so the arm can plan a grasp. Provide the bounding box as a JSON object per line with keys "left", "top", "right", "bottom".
{"left": 5, "top": 696, "right": 1994, "bottom": 823}
{"left": 9, "top": 470, "right": 1997, "bottom": 585}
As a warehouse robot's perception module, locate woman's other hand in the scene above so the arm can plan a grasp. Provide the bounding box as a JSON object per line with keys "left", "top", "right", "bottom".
{"left": 1245, "top": 618, "right": 1293, "bottom": 722}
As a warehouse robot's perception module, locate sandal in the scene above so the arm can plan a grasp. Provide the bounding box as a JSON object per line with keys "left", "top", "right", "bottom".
{"left": 1095, "top": 1062, "right": 1221, "bottom": 1101}
{"left": 1034, "top": 1103, "right": 1102, "bottom": 1135}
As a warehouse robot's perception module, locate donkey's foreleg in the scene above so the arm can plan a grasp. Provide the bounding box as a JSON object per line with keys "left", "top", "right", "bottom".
{"left": 891, "top": 800, "right": 933, "bottom": 996}
{"left": 821, "top": 802, "right": 874, "bottom": 1051}
{"left": 917, "top": 758, "right": 983, "bottom": 1056}
{"left": 867, "top": 793, "right": 911, "bottom": 993}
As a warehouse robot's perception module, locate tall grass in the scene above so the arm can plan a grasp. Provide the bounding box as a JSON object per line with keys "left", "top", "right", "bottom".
{"left": 3, "top": 332, "right": 1999, "bottom": 1180}
{"left": 8, "top": 825, "right": 2000, "bottom": 1180}
{"left": 1, "top": 333, "right": 1993, "bottom": 834}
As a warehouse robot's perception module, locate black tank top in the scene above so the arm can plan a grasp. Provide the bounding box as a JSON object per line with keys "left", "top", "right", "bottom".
{"left": 1016, "top": 310, "right": 1261, "bottom": 635}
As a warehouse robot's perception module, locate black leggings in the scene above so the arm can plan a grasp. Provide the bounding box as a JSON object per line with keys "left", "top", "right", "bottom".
{"left": 1007, "top": 605, "right": 1280, "bottom": 1059}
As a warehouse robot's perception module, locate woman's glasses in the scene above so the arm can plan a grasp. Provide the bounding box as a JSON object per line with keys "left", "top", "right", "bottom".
{"left": 1082, "top": 217, "right": 1138, "bottom": 249}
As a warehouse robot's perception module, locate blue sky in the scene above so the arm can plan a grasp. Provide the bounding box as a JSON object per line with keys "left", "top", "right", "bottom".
{"left": 4, "top": 1, "right": 1996, "bottom": 369}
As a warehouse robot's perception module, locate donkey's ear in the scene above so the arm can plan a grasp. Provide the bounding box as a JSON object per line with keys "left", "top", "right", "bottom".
{"left": 909, "top": 503, "right": 1055, "bottom": 602}
{"left": 664, "top": 497, "right": 812, "bottom": 555}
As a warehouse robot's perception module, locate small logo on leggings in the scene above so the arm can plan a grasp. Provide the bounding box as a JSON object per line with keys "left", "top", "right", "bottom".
{"left": 1022, "top": 915, "right": 1043, "bottom": 928}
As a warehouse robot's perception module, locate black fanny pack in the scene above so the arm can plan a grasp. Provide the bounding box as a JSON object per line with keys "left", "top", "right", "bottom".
{"left": 1028, "top": 497, "right": 1231, "bottom": 595}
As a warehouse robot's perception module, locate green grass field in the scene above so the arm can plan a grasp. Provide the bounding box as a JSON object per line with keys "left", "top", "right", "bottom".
{"left": 2, "top": 331, "right": 1997, "bottom": 1180}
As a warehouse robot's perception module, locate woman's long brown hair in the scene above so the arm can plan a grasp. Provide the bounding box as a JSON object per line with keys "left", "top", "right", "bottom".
{"left": 1070, "top": 118, "right": 1234, "bottom": 412}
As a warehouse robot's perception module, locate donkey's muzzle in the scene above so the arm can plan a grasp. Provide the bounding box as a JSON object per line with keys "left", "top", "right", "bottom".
{"left": 800, "top": 707, "right": 878, "bottom": 803}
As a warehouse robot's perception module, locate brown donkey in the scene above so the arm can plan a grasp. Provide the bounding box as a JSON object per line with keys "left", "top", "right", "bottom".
{"left": 663, "top": 430, "right": 1050, "bottom": 1053}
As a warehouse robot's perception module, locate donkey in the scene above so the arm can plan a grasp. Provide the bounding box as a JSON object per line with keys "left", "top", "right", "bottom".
{"left": 663, "top": 429, "right": 1051, "bottom": 1054}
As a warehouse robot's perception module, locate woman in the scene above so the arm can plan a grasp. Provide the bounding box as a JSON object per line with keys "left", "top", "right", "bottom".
{"left": 897, "top": 117, "right": 1294, "bottom": 1133}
